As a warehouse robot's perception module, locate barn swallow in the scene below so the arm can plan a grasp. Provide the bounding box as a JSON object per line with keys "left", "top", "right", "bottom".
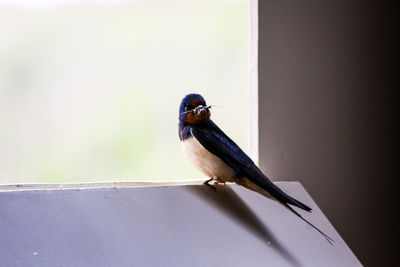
{"left": 179, "top": 93, "right": 334, "bottom": 244}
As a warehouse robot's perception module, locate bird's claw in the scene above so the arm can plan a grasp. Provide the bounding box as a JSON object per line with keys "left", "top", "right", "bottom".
{"left": 204, "top": 177, "right": 217, "bottom": 191}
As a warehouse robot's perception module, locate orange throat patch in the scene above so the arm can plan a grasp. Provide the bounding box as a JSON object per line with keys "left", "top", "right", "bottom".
{"left": 186, "top": 111, "right": 210, "bottom": 124}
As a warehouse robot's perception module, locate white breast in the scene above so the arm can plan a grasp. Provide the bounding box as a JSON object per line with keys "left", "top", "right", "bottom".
{"left": 181, "top": 133, "right": 236, "bottom": 182}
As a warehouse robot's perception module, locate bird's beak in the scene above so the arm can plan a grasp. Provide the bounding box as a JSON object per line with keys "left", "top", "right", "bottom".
{"left": 194, "top": 105, "right": 209, "bottom": 116}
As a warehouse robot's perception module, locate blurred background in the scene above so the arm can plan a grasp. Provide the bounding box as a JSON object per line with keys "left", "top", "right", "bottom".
{"left": 0, "top": 0, "right": 248, "bottom": 183}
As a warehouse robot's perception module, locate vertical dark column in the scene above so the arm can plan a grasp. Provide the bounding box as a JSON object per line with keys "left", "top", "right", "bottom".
{"left": 258, "top": 1, "right": 395, "bottom": 265}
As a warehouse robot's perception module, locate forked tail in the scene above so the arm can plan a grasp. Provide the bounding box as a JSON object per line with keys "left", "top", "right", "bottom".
{"left": 284, "top": 203, "right": 335, "bottom": 245}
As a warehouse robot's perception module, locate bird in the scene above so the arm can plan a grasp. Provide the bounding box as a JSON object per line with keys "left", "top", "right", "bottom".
{"left": 178, "top": 93, "right": 334, "bottom": 244}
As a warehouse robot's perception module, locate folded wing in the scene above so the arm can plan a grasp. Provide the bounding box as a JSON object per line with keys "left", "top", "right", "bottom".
{"left": 191, "top": 121, "right": 311, "bottom": 212}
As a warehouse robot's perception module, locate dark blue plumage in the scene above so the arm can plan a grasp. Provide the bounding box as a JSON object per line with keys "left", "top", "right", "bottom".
{"left": 178, "top": 93, "right": 334, "bottom": 244}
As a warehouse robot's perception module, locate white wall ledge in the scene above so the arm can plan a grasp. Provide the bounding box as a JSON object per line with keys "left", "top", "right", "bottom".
{"left": 0, "top": 182, "right": 360, "bottom": 266}
{"left": 0, "top": 180, "right": 205, "bottom": 191}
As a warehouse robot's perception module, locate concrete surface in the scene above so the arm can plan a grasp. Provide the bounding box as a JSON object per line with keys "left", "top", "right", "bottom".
{"left": 0, "top": 182, "right": 360, "bottom": 266}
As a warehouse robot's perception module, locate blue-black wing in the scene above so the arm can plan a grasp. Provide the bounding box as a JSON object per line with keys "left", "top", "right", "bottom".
{"left": 191, "top": 120, "right": 311, "bottom": 212}
{"left": 191, "top": 120, "right": 336, "bottom": 244}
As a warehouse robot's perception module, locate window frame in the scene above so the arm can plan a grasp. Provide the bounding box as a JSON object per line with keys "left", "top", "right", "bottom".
{"left": 0, "top": 0, "right": 258, "bottom": 190}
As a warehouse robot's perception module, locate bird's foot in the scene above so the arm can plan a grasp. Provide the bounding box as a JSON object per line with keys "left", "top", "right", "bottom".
{"left": 214, "top": 178, "right": 227, "bottom": 186}
{"left": 214, "top": 181, "right": 226, "bottom": 186}
{"left": 203, "top": 177, "right": 217, "bottom": 192}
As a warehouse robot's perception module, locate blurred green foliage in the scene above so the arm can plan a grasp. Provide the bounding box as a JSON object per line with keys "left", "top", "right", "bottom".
{"left": 0, "top": 0, "right": 248, "bottom": 183}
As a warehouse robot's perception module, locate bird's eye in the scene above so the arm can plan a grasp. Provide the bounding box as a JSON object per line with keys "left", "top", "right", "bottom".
{"left": 185, "top": 105, "right": 193, "bottom": 111}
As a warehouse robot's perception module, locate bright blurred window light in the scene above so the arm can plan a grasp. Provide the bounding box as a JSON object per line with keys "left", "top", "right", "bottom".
{"left": 0, "top": 0, "right": 248, "bottom": 183}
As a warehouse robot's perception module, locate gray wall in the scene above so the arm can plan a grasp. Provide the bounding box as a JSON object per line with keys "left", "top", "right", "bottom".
{"left": 0, "top": 183, "right": 360, "bottom": 266}
{"left": 258, "top": 1, "right": 395, "bottom": 266}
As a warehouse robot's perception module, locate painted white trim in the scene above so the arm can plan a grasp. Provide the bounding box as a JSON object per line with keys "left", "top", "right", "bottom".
{"left": 0, "top": 179, "right": 207, "bottom": 191}
{"left": 248, "top": 0, "right": 259, "bottom": 165}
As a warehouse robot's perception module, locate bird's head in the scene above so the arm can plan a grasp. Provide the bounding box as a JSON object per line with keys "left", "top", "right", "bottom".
{"left": 179, "top": 93, "right": 211, "bottom": 125}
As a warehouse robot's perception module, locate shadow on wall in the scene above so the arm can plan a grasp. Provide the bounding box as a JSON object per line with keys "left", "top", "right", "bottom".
{"left": 187, "top": 185, "right": 301, "bottom": 267}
